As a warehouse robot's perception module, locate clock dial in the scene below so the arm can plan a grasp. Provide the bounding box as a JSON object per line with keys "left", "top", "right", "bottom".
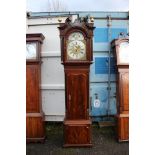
{"left": 67, "top": 32, "right": 86, "bottom": 60}
{"left": 119, "top": 42, "right": 129, "bottom": 63}
{"left": 26, "top": 43, "right": 37, "bottom": 59}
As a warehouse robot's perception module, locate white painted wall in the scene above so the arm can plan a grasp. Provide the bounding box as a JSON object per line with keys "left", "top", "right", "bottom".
{"left": 27, "top": 15, "right": 78, "bottom": 121}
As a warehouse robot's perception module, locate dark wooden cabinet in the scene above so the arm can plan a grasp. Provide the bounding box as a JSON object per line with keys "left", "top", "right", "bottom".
{"left": 111, "top": 38, "right": 129, "bottom": 142}
{"left": 58, "top": 17, "right": 95, "bottom": 147}
{"left": 26, "top": 33, "right": 45, "bottom": 142}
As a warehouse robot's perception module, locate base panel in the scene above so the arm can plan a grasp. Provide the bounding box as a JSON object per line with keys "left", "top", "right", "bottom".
{"left": 116, "top": 114, "right": 129, "bottom": 142}
{"left": 63, "top": 119, "right": 92, "bottom": 147}
{"left": 26, "top": 112, "right": 45, "bottom": 143}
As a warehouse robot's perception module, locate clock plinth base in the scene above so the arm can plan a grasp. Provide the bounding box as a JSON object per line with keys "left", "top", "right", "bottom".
{"left": 115, "top": 114, "right": 129, "bottom": 142}
{"left": 26, "top": 112, "right": 45, "bottom": 143}
{"left": 63, "top": 119, "right": 92, "bottom": 147}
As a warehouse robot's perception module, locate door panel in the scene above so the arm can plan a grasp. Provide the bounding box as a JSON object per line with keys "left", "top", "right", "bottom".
{"left": 120, "top": 72, "right": 129, "bottom": 112}
{"left": 26, "top": 65, "right": 40, "bottom": 112}
{"left": 66, "top": 73, "right": 88, "bottom": 119}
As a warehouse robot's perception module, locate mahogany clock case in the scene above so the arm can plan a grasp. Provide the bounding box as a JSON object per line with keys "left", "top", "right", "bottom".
{"left": 111, "top": 38, "right": 129, "bottom": 142}
{"left": 26, "top": 33, "right": 45, "bottom": 143}
{"left": 58, "top": 18, "right": 95, "bottom": 147}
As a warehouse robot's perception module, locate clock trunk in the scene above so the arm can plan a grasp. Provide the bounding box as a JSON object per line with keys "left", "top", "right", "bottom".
{"left": 65, "top": 67, "right": 89, "bottom": 120}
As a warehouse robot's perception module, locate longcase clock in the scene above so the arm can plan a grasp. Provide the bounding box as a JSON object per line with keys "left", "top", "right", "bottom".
{"left": 111, "top": 38, "right": 129, "bottom": 142}
{"left": 26, "top": 33, "right": 45, "bottom": 142}
{"left": 58, "top": 17, "right": 95, "bottom": 147}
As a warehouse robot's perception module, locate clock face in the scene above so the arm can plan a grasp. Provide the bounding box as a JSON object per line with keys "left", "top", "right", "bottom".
{"left": 67, "top": 32, "right": 86, "bottom": 60}
{"left": 119, "top": 42, "right": 129, "bottom": 63}
{"left": 26, "top": 42, "right": 37, "bottom": 59}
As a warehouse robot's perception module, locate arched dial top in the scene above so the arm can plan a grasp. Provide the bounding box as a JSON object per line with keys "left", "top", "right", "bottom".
{"left": 67, "top": 32, "right": 86, "bottom": 60}
{"left": 119, "top": 42, "right": 129, "bottom": 63}
{"left": 26, "top": 42, "right": 37, "bottom": 59}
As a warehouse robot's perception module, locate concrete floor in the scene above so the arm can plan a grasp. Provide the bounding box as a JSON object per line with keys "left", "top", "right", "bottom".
{"left": 26, "top": 123, "right": 129, "bottom": 155}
